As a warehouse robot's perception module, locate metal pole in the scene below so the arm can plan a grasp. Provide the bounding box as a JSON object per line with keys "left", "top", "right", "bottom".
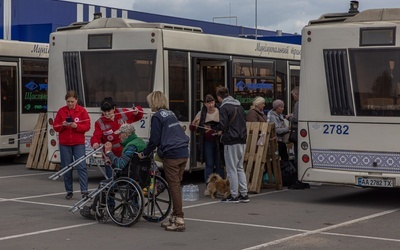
{"left": 255, "top": 0, "right": 258, "bottom": 40}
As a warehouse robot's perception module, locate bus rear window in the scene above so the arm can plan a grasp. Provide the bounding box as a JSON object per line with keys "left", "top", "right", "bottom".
{"left": 80, "top": 50, "right": 156, "bottom": 108}
{"left": 349, "top": 48, "right": 400, "bottom": 116}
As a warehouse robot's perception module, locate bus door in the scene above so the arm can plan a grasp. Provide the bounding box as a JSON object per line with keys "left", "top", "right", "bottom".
{"left": 288, "top": 64, "right": 300, "bottom": 114}
{"left": 0, "top": 62, "right": 18, "bottom": 154}
{"left": 190, "top": 60, "right": 227, "bottom": 170}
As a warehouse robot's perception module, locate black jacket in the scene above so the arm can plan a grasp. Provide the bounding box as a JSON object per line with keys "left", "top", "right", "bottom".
{"left": 213, "top": 96, "right": 247, "bottom": 145}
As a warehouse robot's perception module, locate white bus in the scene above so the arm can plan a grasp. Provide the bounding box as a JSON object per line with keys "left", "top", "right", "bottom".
{"left": 47, "top": 17, "right": 301, "bottom": 171}
{"left": 298, "top": 3, "right": 400, "bottom": 187}
{"left": 0, "top": 40, "right": 49, "bottom": 157}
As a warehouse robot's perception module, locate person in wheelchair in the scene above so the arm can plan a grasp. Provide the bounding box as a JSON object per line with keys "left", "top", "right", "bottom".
{"left": 80, "top": 123, "right": 146, "bottom": 219}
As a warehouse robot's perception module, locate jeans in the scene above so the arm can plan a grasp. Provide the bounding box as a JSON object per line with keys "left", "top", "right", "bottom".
{"left": 59, "top": 144, "right": 88, "bottom": 194}
{"left": 105, "top": 165, "right": 113, "bottom": 179}
{"left": 203, "top": 140, "right": 225, "bottom": 182}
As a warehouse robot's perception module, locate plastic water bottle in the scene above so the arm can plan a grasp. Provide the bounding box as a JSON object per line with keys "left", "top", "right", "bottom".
{"left": 182, "top": 185, "right": 189, "bottom": 201}
{"left": 182, "top": 184, "right": 199, "bottom": 201}
{"left": 192, "top": 185, "right": 199, "bottom": 201}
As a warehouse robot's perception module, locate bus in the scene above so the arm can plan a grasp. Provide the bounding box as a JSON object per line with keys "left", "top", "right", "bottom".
{"left": 0, "top": 40, "right": 49, "bottom": 157}
{"left": 298, "top": 3, "right": 400, "bottom": 187}
{"left": 47, "top": 17, "right": 301, "bottom": 171}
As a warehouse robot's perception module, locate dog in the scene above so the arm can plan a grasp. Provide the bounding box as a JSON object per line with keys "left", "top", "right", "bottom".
{"left": 206, "top": 173, "right": 230, "bottom": 199}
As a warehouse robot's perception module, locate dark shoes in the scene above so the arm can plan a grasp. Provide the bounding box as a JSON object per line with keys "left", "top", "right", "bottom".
{"left": 288, "top": 181, "right": 310, "bottom": 190}
{"left": 238, "top": 195, "right": 250, "bottom": 203}
{"left": 82, "top": 192, "right": 89, "bottom": 199}
{"left": 65, "top": 193, "right": 73, "bottom": 200}
{"left": 80, "top": 206, "right": 95, "bottom": 220}
{"left": 221, "top": 195, "right": 239, "bottom": 203}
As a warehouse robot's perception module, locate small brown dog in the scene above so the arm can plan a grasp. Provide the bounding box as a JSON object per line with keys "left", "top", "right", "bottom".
{"left": 206, "top": 173, "right": 230, "bottom": 199}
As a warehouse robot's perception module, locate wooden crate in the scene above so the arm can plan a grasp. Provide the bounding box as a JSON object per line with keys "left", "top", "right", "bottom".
{"left": 244, "top": 122, "right": 282, "bottom": 193}
{"left": 26, "top": 113, "right": 59, "bottom": 171}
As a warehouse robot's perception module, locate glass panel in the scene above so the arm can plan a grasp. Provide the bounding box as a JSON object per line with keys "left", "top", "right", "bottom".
{"left": 350, "top": 48, "right": 400, "bottom": 116}
{"left": 360, "top": 28, "right": 395, "bottom": 46}
{"left": 0, "top": 66, "right": 17, "bottom": 135}
{"left": 232, "top": 58, "right": 276, "bottom": 112}
{"left": 202, "top": 65, "right": 224, "bottom": 98}
{"left": 81, "top": 50, "right": 156, "bottom": 108}
{"left": 168, "top": 51, "right": 189, "bottom": 121}
{"left": 21, "top": 59, "right": 48, "bottom": 113}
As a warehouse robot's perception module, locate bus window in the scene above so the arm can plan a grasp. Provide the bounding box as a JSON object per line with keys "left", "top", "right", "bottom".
{"left": 80, "top": 50, "right": 156, "bottom": 108}
{"left": 232, "top": 58, "right": 276, "bottom": 111}
{"left": 350, "top": 48, "right": 400, "bottom": 116}
{"left": 21, "top": 59, "right": 48, "bottom": 114}
{"left": 168, "top": 51, "right": 189, "bottom": 121}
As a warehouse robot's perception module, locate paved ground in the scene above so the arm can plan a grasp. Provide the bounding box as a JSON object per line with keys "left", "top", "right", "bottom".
{"left": 1, "top": 161, "right": 400, "bottom": 250}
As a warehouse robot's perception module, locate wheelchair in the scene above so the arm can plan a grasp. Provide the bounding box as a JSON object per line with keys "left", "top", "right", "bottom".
{"left": 50, "top": 147, "right": 172, "bottom": 227}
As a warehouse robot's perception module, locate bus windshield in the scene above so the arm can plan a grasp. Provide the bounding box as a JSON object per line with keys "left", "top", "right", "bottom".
{"left": 80, "top": 50, "right": 156, "bottom": 108}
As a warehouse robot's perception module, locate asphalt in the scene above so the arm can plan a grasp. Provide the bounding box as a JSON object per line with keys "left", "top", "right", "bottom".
{"left": 2, "top": 161, "right": 400, "bottom": 250}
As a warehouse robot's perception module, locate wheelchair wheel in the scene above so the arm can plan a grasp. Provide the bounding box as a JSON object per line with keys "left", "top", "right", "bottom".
{"left": 142, "top": 175, "right": 172, "bottom": 222}
{"left": 95, "top": 206, "right": 109, "bottom": 224}
{"left": 106, "top": 177, "right": 144, "bottom": 227}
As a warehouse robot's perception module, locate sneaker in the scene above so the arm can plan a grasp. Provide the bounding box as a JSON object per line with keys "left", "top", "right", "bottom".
{"left": 65, "top": 193, "right": 73, "bottom": 200}
{"left": 81, "top": 192, "right": 89, "bottom": 199}
{"left": 161, "top": 215, "right": 176, "bottom": 228}
{"left": 221, "top": 195, "right": 239, "bottom": 203}
{"left": 204, "top": 189, "right": 210, "bottom": 196}
{"left": 165, "top": 217, "right": 185, "bottom": 232}
{"left": 238, "top": 195, "right": 250, "bottom": 203}
{"left": 80, "top": 206, "right": 95, "bottom": 220}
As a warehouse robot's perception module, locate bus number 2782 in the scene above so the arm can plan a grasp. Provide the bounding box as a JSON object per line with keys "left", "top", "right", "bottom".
{"left": 323, "top": 124, "right": 349, "bottom": 135}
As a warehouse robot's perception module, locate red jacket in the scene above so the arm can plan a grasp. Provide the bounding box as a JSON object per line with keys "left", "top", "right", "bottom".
{"left": 53, "top": 105, "right": 91, "bottom": 146}
{"left": 90, "top": 107, "right": 143, "bottom": 156}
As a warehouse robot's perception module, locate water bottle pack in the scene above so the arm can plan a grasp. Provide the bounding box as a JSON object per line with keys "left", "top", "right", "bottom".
{"left": 182, "top": 184, "right": 199, "bottom": 201}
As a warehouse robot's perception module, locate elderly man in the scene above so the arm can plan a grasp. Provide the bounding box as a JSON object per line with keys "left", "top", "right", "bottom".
{"left": 80, "top": 123, "right": 146, "bottom": 219}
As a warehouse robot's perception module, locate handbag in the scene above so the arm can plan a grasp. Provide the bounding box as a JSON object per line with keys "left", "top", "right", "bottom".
{"left": 288, "top": 127, "right": 297, "bottom": 143}
{"left": 282, "top": 131, "right": 290, "bottom": 144}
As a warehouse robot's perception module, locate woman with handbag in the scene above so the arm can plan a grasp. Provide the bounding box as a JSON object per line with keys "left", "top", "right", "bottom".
{"left": 267, "top": 99, "right": 294, "bottom": 186}
{"left": 190, "top": 94, "right": 225, "bottom": 196}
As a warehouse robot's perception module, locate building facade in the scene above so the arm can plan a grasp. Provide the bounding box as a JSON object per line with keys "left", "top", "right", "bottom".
{"left": 0, "top": 0, "right": 300, "bottom": 44}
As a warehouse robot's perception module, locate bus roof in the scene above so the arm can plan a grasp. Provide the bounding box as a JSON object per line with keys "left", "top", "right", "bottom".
{"left": 309, "top": 8, "right": 400, "bottom": 26}
{"left": 57, "top": 18, "right": 203, "bottom": 33}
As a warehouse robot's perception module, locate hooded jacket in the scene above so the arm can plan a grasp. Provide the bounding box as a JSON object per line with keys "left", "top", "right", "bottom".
{"left": 213, "top": 96, "right": 247, "bottom": 145}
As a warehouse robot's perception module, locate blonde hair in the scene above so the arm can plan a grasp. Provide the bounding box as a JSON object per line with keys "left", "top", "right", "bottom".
{"left": 250, "top": 96, "right": 265, "bottom": 109}
{"left": 146, "top": 91, "right": 169, "bottom": 112}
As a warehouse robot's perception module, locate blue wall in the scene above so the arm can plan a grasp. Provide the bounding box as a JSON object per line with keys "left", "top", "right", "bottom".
{"left": 0, "top": 0, "right": 300, "bottom": 44}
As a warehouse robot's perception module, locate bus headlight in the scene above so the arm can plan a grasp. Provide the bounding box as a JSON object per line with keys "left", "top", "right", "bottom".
{"left": 301, "top": 142, "right": 308, "bottom": 150}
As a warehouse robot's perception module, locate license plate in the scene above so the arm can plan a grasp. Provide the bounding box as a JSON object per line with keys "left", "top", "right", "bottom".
{"left": 356, "top": 177, "right": 395, "bottom": 188}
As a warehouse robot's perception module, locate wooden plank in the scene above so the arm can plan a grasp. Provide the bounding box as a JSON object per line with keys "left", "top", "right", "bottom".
{"left": 48, "top": 163, "right": 58, "bottom": 171}
{"left": 250, "top": 122, "right": 270, "bottom": 193}
{"left": 26, "top": 113, "right": 46, "bottom": 169}
{"left": 33, "top": 113, "right": 47, "bottom": 169}
{"left": 245, "top": 122, "right": 260, "bottom": 184}
{"left": 38, "top": 129, "right": 49, "bottom": 170}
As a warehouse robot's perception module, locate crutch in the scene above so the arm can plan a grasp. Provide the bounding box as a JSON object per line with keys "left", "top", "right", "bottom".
{"left": 69, "top": 178, "right": 114, "bottom": 213}
{"left": 48, "top": 145, "right": 105, "bottom": 180}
